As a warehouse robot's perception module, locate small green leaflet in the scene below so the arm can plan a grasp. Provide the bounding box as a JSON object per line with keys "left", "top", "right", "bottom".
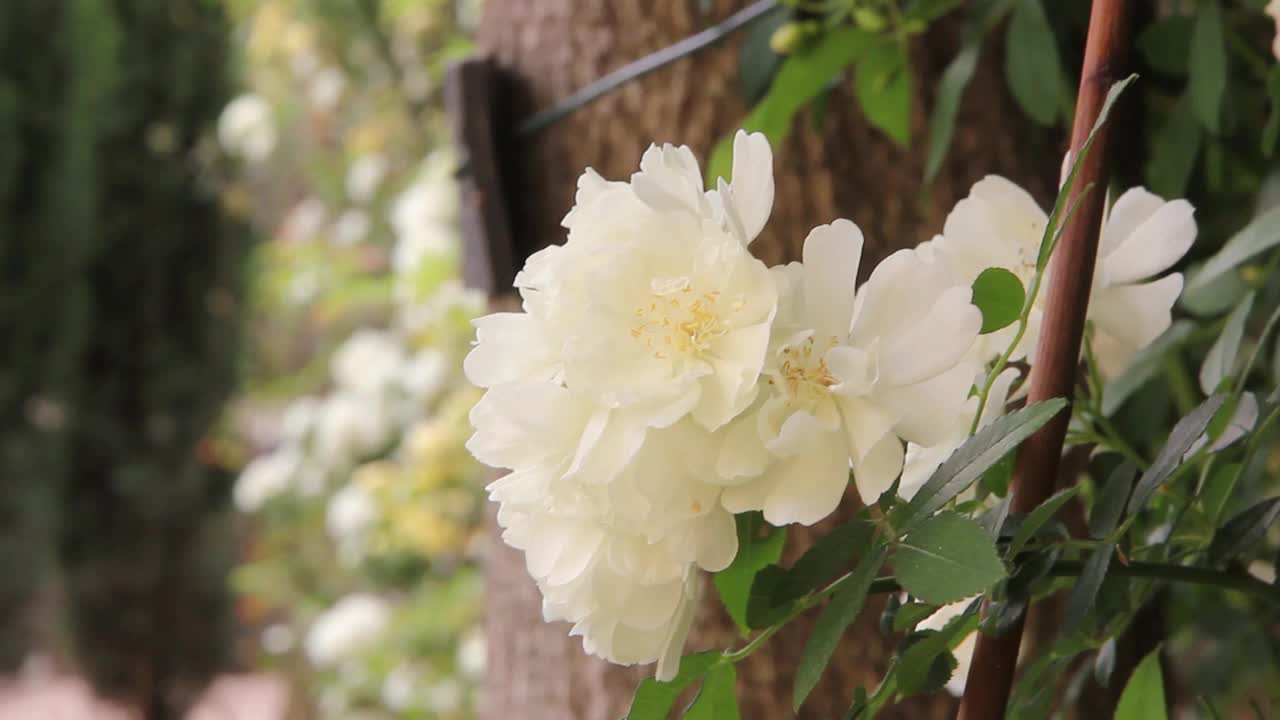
{"left": 1128, "top": 394, "right": 1226, "bottom": 513}
{"left": 925, "top": 40, "right": 979, "bottom": 181}
{"left": 714, "top": 512, "right": 785, "bottom": 635}
{"left": 972, "top": 267, "right": 1025, "bottom": 334}
{"left": 902, "top": 399, "right": 1067, "bottom": 527}
{"left": 772, "top": 514, "right": 874, "bottom": 605}
{"left": 1145, "top": 95, "right": 1201, "bottom": 198}
{"left": 855, "top": 38, "right": 911, "bottom": 146}
{"left": 793, "top": 542, "right": 887, "bottom": 710}
{"left": 896, "top": 609, "right": 977, "bottom": 696}
{"left": 1188, "top": 0, "right": 1227, "bottom": 135}
{"left": 1198, "top": 292, "right": 1255, "bottom": 395}
{"left": 1208, "top": 497, "right": 1280, "bottom": 565}
{"left": 1039, "top": 75, "right": 1137, "bottom": 271}
{"left": 894, "top": 512, "right": 1006, "bottom": 605}
{"left": 683, "top": 663, "right": 740, "bottom": 720}
{"left": 1007, "top": 487, "right": 1078, "bottom": 557}
{"left": 1114, "top": 649, "right": 1169, "bottom": 720}
{"left": 623, "top": 651, "right": 720, "bottom": 720}
{"left": 1004, "top": 0, "right": 1063, "bottom": 126}
{"left": 1062, "top": 543, "right": 1113, "bottom": 631}
{"left": 1089, "top": 461, "right": 1136, "bottom": 540}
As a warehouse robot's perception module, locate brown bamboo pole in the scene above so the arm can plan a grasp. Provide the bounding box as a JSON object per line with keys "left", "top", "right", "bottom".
{"left": 956, "top": 1, "right": 1134, "bottom": 717}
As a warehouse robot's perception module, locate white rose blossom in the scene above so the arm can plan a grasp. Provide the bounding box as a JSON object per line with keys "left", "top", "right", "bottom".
{"left": 916, "top": 598, "right": 979, "bottom": 697}
{"left": 331, "top": 329, "right": 406, "bottom": 397}
{"left": 466, "top": 131, "right": 776, "bottom": 678}
{"left": 233, "top": 446, "right": 302, "bottom": 512}
{"left": 930, "top": 176, "right": 1194, "bottom": 377}
{"left": 714, "top": 222, "right": 982, "bottom": 524}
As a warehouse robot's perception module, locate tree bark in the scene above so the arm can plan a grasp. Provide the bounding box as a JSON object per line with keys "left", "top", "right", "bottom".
{"left": 476, "top": 2, "right": 1057, "bottom": 718}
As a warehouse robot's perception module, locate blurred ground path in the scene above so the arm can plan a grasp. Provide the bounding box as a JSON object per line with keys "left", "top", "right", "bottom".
{"left": 0, "top": 671, "right": 288, "bottom": 720}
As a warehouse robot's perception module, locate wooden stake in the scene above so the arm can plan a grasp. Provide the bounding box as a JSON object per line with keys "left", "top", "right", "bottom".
{"left": 956, "top": 1, "right": 1134, "bottom": 717}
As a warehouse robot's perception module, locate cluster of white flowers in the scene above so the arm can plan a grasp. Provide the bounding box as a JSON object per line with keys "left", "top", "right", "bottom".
{"left": 305, "top": 593, "right": 392, "bottom": 667}
{"left": 465, "top": 132, "right": 1196, "bottom": 678}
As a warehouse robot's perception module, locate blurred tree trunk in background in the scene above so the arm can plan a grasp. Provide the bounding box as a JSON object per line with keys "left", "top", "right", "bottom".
{"left": 477, "top": 1, "right": 1057, "bottom": 718}
{"left": 0, "top": 1, "right": 251, "bottom": 718}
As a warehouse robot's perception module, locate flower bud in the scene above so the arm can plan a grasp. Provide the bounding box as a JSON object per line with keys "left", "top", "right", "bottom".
{"left": 852, "top": 8, "right": 887, "bottom": 32}
{"left": 769, "top": 22, "right": 805, "bottom": 54}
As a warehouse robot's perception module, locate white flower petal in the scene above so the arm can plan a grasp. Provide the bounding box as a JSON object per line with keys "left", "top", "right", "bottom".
{"left": 879, "top": 285, "right": 981, "bottom": 387}
{"left": 852, "top": 433, "right": 905, "bottom": 504}
{"left": 802, "top": 219, "right": 864, "bottom": 339}
{"left": 761, "top": 433, "right": 850, "bottom": 526}
{"left": 727, "top": 130, "right": 775, "bottom": 244}
{"left": 1100, "top": 195, "right": 1195, "bottom": 285}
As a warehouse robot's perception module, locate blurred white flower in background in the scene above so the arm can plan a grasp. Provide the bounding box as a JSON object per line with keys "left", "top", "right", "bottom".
{"left": 331, "top": 329, "right": 406, "bottom": 397}
{"left": 218, "top": 94, "right": 276, "bottom": 164}
{"left": 1268, "top": 1, "right": 1280, "bottom": 60}
{"left": 380, "top": 664, "right": 418, "bottom": 711}
{"left": 423, "top": 678, "right": 464, "bottom": 714}
{"left": 326, "top": 483, "right": 378, "bottom": 559}
{"left": 260, "top": 623, "right": 295, "bottom": 656}
{"left": 457, "top": 629, "right": 487, "bottom": 678}
{"left": 308, "top": 67, "right": 346, "bottom": 111}
{"left": 330, "top": 209, "right": 370, "bottom": 247}
{"left": 403, "top": 349, "right": 450, "bottom": 404}
{"left": 233, "top": 447, "right": 302, "bottom": 511}
{"left": 305, "top": 594, "right": 391, "bottom": 667}
{"left": 280, "top": 396, "right": 321, "bottom": 443}
{"left": 314, "top": 391, "right": 395, "bottom": 467}
{"left": 346, "top": 154, "right": 388, "bottom": 204}
{"left": 281, "top": 197, "right": 328, "bottom": 243}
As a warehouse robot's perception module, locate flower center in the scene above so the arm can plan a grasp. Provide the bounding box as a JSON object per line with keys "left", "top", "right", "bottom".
{"left": 769, "top": 335, "right": 840, "bottom": 403}
{"left": 630, "top": 276, "right": 743, "bottom": 360}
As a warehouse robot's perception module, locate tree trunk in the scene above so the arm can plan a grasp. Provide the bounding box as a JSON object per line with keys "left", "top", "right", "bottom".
{"left": 476, "top": 2, "right": 1056, "bottom": 717}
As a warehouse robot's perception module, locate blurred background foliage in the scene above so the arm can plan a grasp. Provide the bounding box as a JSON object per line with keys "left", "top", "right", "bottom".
{"left": 216, "top": 0, "right": 487, "bottom": 718}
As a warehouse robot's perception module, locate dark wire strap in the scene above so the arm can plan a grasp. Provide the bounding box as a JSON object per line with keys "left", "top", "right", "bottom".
{"left": 516, "top": 0, "right": 779, "bottom": 137}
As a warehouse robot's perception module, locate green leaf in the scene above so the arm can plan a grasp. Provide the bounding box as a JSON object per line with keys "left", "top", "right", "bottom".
{"left": 744, "top": 564, "right": 791, "bottom": 629}
{"left": 1200, "top": 461, "right": 1243, "bottom": 526}
{"left": 737, "top": 6, "right": 791, "bottom": 105}
{"left": 1208, "top": 497, "right": 1280, "bottom": 565}
{"left": 1137, "top": 15, "right": 1192, "bottom": 76}
{"left": 1094, "top": 638, "right": 1118, "bottom": 688}
{"left": 892, "top": 602, "right": 940, "bottom": 632}
{"left": 1128, "top": 394, "right": 1227, "bottom": 513}
{"left": 897, "top": 610, "right": 978, "bottom": 695}
{"left": 1185, "top": 204, "right": 1280, "bottom": 293}
{"left": 1004, "top": 0, "right": 1063, "bottom": 126}
{"left": 774, "top": 514, "right": 874, "bottom": 605}
{"left": 794, "top": 542, "right": 887, "bottom": 710}
{"left": 707, "top": 27, "right": 874, "bottom": 183}
{"left": 1102, "top": 321, "right": 1194, "bottom": 416}
{"left": 1145, "top": 95, "right": 1202, "bottom": 198}
{"left": 1089, "top": 461, "right": 1136, "bottom": 540}
{"left": 624, "top": 651, "right": 720, "bottom": 720}
{"left": 1008, "top": 486, "right": 1079, "bottom": 557}
{"left": 925, "top": 40, "right": 980, "bottom": 181}
{"left": 855, "top": 39, "right": 912, "bottom": 146}
{"left": 1114, "top": 649, "right": 1169, "bottom": 720}
{"left": 683, "top": 663, "right": 740, "bottom": 720}
{"left": 1263, "top": 66, "right": 1280, "bottom": 156}
{"left": 972, "top": 267, "right": 1026, "bottom": 334}
{"left": 1188, "top": 0, "right": 1227, "bottom": 134}
{"left": 1198, "top": 292, "right": 1255, "bottom": 395}
{"left": 902, "top": 399, "right": 1067, "bottom": 526}
{"left": 714, "top": 512, "right": 785, "bottom": 634}
{"left": 1039, "top": 75, "right": 1137, "bottom": 271}
{"left": 895, "top": 513, "right": 1007, "bottom": 605}
{"left": 1062, "top": 543, "right": 1114, "bottom": 631}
